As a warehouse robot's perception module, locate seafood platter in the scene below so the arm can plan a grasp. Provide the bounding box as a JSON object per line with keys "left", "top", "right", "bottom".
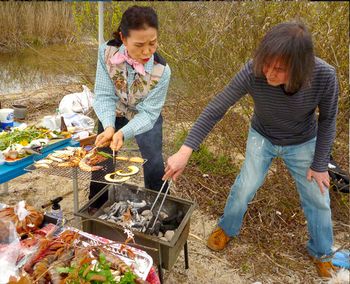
{"left": 0, "top": 201, "right": 156, "bottom": 284}
{"left": 0, "top": 125, "right": 72, "bottom": 166}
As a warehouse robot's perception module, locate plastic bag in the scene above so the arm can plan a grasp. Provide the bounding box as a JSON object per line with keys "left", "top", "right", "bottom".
{"left": 0, "top": 219, "right": 21, "bottom": 283}
{"left": 59, "top": 85, "right": 94, "bottom": 115}
{"left": 14, "top": 200, "right": 30, "bottom": 222}
{"left": 62, "top": 113, "right": 95, "bottom": 133}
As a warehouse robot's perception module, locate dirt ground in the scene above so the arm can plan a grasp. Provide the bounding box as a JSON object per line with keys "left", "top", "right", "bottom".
{"left": 1, "top": 85, "right": 348, "bottom": 284}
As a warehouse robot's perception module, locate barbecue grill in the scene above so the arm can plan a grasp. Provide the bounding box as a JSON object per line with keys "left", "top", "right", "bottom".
{"left": 77, "top": 183, "right": 196, "bottom": 281}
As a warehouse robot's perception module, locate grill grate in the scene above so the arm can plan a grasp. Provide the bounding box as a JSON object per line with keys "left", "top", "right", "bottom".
{"left": 25, "top": 157, "right": 146, "bottom": 186}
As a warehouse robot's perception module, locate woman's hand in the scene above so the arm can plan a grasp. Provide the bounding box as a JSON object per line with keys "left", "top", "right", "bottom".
{"left": 95, "top": 127, "right": 115, "bottom": 148}
{"left": 163, "top": 145, "right": 193, "bottom": 182}
{"left": 307, "top": 168, "right": 330, "bottom": 194}
{"left": 110, "top": 130, "right": 124, "bottom": 151}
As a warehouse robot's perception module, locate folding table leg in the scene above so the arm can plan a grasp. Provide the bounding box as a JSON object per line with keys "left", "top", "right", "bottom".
{"left": 72, "top": 168, "right": 80, "bottom": 227}
{"left": 0, "top": 182, "right": 9, "bottom": 195}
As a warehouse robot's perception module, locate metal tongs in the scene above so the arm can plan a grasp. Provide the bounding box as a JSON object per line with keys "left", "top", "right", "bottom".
{"left": 149, "top": 179, "right": 173, "bottom": 231}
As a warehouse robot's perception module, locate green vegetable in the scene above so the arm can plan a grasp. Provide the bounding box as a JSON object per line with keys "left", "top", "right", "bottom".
{"left": 119, "top": 270, "right": 137, "bottom": 284}
{"left": 56, "top": 253, "right": 139, "bottom": 284}
{"left": 97, "top": 151, "right": 113, "bottom": 159}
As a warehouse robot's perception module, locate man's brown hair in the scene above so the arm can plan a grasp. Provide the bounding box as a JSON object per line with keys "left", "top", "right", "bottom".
{"left": 253, "top": 21, "right": 315, "bottom": 93}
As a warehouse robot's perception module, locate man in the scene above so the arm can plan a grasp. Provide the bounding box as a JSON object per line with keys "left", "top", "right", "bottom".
{"left": 163, "top": 21, "right": 339, "bottom": 278}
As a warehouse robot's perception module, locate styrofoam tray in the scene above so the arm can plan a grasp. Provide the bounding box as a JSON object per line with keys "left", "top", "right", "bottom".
{"left": 65, "top": 227, "right": 153, "bottom": 280}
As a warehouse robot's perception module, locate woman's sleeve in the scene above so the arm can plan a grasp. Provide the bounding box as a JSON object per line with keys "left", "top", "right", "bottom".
{"left": 93, "top": 43, "right": 118, "bottom": 130}
{"left": 120, "top": 64, "right": 171, "bottom": 140}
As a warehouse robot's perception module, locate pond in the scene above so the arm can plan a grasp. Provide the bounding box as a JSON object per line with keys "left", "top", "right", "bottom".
{"left": 0, "top": 43, "right": 98, "bottom": 95}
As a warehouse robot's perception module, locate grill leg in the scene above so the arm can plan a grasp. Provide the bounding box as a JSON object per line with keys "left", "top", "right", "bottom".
{"left": 158, "top": 264, "right": 164, "bottom": 284}
{"left": 184, "top": 241, "right": 189, "bottom": 269}
{"left": 157, "top": 246, "right": 164, "bottom": 284}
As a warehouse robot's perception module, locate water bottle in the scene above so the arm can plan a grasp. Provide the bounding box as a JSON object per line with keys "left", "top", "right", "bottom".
{"left": 50, "top": 202, "right": 64, "bottom": 226}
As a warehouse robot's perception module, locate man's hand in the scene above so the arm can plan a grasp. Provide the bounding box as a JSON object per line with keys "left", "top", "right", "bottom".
{"left": 110, "top": 130, "right": 124, "bottom": 151}
{"left": 95, "top": 127, "right": 115, "bottom": 148}
{"left": 307, "top": 168, "right": 330, "bottom": 194}
{"left": 163, "top": 145, "right": 193, "bottom": 182}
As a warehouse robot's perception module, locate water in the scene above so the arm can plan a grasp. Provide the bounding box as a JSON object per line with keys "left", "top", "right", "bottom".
{"left": 0, "top": 43, "right": 97, "bottom": 95}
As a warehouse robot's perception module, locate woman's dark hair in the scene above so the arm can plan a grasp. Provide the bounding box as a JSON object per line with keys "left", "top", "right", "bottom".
{"left": 113, "top": 5, "right": 158, "bottom": 45}
{"left": 253, "top": 21, "right": 315, "bottom": 93}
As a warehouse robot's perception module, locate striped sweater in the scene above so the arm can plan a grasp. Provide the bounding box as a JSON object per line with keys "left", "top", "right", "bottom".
{"left": 184, "top": 57, "right": 339, "bottom": 172}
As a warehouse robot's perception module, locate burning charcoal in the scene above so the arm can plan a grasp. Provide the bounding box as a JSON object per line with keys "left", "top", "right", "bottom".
{"left": 127, "top": 200, "right": 147, "bottom": 208}
{"left": 164, "top": 230, "right": 175, "bottom": 242}
{"left": 159, "top": 211, "right": 168, "bottom": 221}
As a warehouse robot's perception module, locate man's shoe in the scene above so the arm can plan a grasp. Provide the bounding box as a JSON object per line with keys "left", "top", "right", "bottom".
{"left": 207, "top": 226, "right": 231, "bottom": 251}
{"left": 311, "top": 257, "right": 339, "bottom": 278}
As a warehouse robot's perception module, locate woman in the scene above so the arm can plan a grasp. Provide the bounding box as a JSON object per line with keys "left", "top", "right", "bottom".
{"left": 163, "top": 21, "right": 339, "bottom": 278}
{"left": 89, "top": 5, "right": 171, "bottom": 209}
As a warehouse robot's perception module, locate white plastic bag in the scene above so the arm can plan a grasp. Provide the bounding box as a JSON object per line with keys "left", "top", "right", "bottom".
{"left": 62, "top": 113, "right": 95, "bottom": 133}
{"left": 59, "top": 85, "right": 94, "bottom": 115}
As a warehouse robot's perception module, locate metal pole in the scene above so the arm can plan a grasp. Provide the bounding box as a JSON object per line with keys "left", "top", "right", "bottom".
{"left": 98, "top": 2, "right": 104, "bottom": 46}
{"left": 72, "top": 167, "right": 80, "bottom": 227}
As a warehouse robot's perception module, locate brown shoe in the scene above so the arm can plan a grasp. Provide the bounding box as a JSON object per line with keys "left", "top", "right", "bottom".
{"left": 207, "top": 226, "right": 231, "bottom": 251}
{"left": 311, "top": 257, "right": 339, "bottom": 278}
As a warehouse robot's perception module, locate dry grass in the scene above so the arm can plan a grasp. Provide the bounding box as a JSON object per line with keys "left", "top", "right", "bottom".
{"left": 0, "top": 2, "right": 77, "bottom": 50}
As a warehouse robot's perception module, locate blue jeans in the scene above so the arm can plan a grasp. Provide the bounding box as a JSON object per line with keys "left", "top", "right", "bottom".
{"left": 89, "top": 115, "right": 167, "bottom": 207}
{"left": 218, "top": 127, "right": 333, "bottom": 260}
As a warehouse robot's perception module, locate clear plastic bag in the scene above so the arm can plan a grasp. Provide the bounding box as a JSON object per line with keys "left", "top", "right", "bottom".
{"left": 0, "top": 219, "right": 21, "bottom": 282}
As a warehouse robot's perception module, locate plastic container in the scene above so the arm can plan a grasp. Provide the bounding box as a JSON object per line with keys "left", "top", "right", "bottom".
{"left": 0, "top": 109, "right": 14, "bottom": 129}
{"left": 12, "top": 104, "right": 27, "bottom": 120}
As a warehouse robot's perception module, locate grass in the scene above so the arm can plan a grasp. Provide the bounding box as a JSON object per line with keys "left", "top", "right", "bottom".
{"left": 173, "top": 129, "right": 239, "bottom": 176}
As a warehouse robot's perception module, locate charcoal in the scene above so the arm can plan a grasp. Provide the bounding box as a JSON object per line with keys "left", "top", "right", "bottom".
{"left": 159, "top": 212, "right": 168, "bottom": 220}
{"left": 160, "top": 224, "right": 178, "bottom": 233}
{"left": 136, "top": 205, "right": 151, "bottom": 214}
{"left": 127, "top": 200, "right": 147, "bottom": 208}
{"left": 164, "top": 230, "right": 175, "bottom": 241}
{"left": 162, "top": 210, "right": 184, "bottom": 226}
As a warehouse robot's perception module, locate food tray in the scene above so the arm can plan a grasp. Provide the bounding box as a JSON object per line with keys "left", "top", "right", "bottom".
{"left": 66, "top": 227, "right": 153, "bottom": 280}
{"left": 5, "top": 137, "right": 71, "bottom": 166}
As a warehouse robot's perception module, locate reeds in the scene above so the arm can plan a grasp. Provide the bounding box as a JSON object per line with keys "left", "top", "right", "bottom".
{"left": 0, "top": 2, "right": 77, "bottom": 50}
